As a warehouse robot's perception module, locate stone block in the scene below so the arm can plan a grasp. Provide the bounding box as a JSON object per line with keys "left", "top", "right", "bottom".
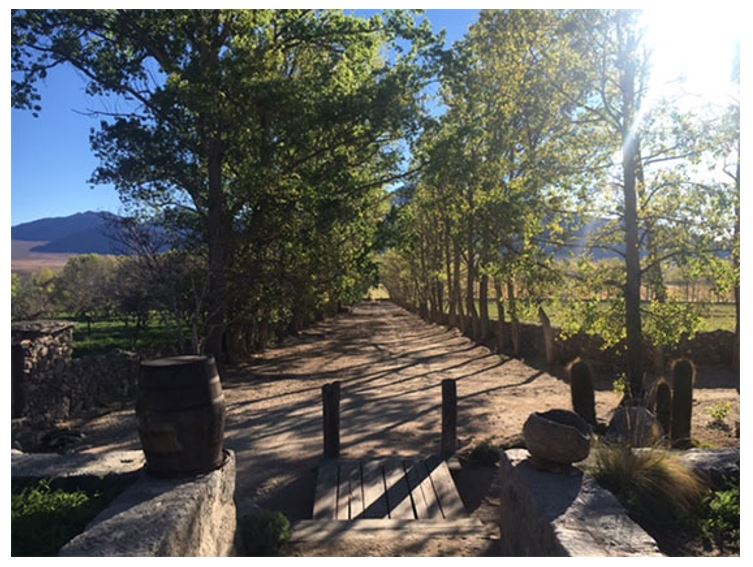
{"left": 499, "top": 449, "right": 662, "bottom": 556}
{"left": 12, "top": 449, "right": 145, "bottom": 479}
{"left": 59, "top": 450, "right": 237, "bottom": 557}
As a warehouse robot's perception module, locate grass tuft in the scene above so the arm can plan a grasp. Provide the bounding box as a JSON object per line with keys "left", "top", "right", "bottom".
{"left": 589, "top": 443, "right": 706, "bottom": 527}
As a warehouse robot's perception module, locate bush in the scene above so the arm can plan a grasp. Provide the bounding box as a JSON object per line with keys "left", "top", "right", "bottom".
{"left": 467, "top": 440, "right": 500, "bottom": 466}
{"left": 589, "top": 443, "right": 706, "bottom": 527}
{"left": 11, "top": 479, "right": 109, "bottom": 556}
{"left": 706, "top": 402, "right": 732, "bottom": 427}
{"left": 238, "top": 509, "right": 292, "bottom": 556}
{"left": 700, "top": 484, "right": 739, "bottom": 553}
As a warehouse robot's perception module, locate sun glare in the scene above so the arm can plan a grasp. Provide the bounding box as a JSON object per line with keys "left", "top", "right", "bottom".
{"left": 641, "top": 7, "right": 740, "bottom": 109}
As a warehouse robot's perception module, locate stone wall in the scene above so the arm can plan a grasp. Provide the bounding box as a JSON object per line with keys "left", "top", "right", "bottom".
{"left": 12, "top": 320, "right": 140, "bottom": 422}
{"left": 407, "top": 307, "right": 737, "bottom": 371}
{"left": 12, "top": 321, "right": 75, "bottom": 419}
{"left": 59, "top": 451, "right": 238, "bottom": 557}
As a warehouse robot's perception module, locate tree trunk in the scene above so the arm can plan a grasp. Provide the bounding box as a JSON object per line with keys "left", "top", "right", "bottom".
{"left": 453, "top": 240, "right": 464, "bottom": 320}
{"left": 436, "top": 278, "right": 446, "bottom": 323}
{"left": 479, "top": 273, "right": 489, "bottom": 342}
{"left": 618, "top": 16, "right": 644, "bottom": 399}
{"left": 444, "top": 221, "right": 456, "bottom": 325}
{"left": 204, "top": 138, "right": 228, "bottom": 369}
{"left": 733, "top": 153, "right": 740, "bottom": 369}
{"left": 493, "top": 278, "right": 506, "bottom": 352}
{"left": 466, "top": 250, "right": 477, "bottom": 320}
{"left": 507, "top": 279, "right": 520, "bottom": 357}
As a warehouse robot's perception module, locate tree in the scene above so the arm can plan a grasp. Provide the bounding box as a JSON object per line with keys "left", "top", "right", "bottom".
{"left": 54, "top": 255, "right": 117, "bottom": 332}
{"left": 384, "top": 10, "right": 598, "bottom": 350}
{"left": 562, "top": 10, "right": 736, "bottom": 394}
{"left": 11, "top": 270, "right": 58, "bottom": 320}
{"left": 13, "top": 9, "right": 441, "bottom": 362}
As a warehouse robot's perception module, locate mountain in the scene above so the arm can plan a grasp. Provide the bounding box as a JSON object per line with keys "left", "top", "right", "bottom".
{"left": 11, "top": 211, "right": 128, "bottom": 255}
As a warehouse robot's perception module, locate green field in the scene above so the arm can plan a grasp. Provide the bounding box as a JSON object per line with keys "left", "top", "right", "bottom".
{"left": 71, "top": 319, "right": 187, "bottom": 357}
{"left": 67, "top": 299, "right": 734, "bottom": 358}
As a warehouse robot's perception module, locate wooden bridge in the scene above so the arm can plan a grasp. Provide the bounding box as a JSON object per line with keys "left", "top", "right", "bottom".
{"left": 290, "top": 377, "right": 495, "bottom": 543}
{"left": 291, "top": 455, "right": 495, "bottom": 542}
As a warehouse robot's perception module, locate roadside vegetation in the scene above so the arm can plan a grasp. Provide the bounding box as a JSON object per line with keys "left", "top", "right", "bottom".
{"left": 589, "top": 443, "right": 739, "bottom": 556}
{"left": 11, "top": 478, "right": 128, "bottom": 556}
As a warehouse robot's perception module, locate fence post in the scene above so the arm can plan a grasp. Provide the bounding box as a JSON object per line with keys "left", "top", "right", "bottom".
{"left": 539, "top": 306, "right": 555, "bottom": 365}
{"left": 322, "top": 381, "right": 340, "bottom": 459}
{"left": 441, "top": 379, "right": 457, "bottom": 457}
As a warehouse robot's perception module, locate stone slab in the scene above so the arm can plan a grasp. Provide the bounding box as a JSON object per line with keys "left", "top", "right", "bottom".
{"left": 11, "top": 449, "right": 145, "bottom": 479}
{"left": 59, "top": 450, "right": 237, "bottom": 557}
{"left": 499, "top": 449, "right": 662, "bottom": 556}
{"left": 677, "top": 448, "right": 739, "bottom": 490}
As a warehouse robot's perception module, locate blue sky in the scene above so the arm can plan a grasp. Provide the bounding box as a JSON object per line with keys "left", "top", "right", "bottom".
{"left": 10, "top": 9, "right": 480, "bottom": 226}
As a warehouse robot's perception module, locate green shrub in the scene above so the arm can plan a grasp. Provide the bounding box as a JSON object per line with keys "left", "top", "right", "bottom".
{"left": 612, "top": 373, "right": 629, "bottom": 398}
{"left": 467, "top": 440, "right": 500, "bottom": 466}
{"left": 238, "top": 509, "right": 292, "bottom": 556}
{"left": 706, "top": 402, "right": 732, "bottom": 427}
{"left": 700, "top": 485, "right": 739, "bottom": 553}
{"left": 589, "top": 443, "right": 706, "bottom": 527}
{"left": 11, "top": 479, "right": 109, "bottom": 556}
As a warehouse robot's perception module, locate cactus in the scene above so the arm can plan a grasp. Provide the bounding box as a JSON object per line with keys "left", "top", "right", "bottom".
{"left": 655, "top": 378, "right": 672, "bottom": 436}
{"left": 670, "top": 358, "right": 695, "bottom": 448}
{"left": 569, "top": 358, "right": 596, "bottom": 426}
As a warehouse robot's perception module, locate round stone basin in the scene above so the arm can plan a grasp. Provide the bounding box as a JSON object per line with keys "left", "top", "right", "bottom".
{"left": 523, "top": 409, "right": 592, "bottom": 466}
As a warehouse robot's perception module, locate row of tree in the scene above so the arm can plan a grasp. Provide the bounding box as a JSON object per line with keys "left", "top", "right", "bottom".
{"left": 12, "top": 10, "right": 444, "bottom": 364}
{"left": 380, "top": 10, "right": 739, "bottom": 396}
{"left": 12, "top": 253, "right": 197, "bottom": 345}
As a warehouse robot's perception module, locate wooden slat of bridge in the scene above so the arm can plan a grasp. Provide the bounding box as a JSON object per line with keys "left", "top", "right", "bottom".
{"left": 311, "top": 456, "right": 467, "bottom": 521}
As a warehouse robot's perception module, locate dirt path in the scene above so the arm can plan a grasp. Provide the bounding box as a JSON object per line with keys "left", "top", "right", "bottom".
{"left": 68, "top": 301, "right": 739, "bottom": 555}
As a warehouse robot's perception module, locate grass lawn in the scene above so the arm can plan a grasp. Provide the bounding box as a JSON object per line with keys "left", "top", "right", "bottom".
{"left": 71, "top": 318, "right": 187, "bottom": 357}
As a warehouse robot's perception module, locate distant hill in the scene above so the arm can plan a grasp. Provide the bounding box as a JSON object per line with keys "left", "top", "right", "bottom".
{"left": 11, "top": 211, "right": 127, "bottom": 255}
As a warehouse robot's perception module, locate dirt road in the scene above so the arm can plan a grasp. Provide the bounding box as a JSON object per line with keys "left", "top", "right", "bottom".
{"left": 70, "top": 301, "right": 739, "bottom": 554}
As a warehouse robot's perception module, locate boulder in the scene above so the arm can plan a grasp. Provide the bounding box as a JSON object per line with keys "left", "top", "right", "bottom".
{"left": 678, "top": 449, "right": 739, "bottom": 490}
{"left": 523, "top": 409, "right": 592, "bottom": 468}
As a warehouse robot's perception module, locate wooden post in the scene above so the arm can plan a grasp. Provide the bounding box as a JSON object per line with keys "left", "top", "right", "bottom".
{"left": 322, "top": 381, "right": 340, "bottom": 459}
{"left": 539, "top": 306, "right": 555, "bottom": 365}
{"left": 441, "top": 379, "right": 457, "bottom": 457}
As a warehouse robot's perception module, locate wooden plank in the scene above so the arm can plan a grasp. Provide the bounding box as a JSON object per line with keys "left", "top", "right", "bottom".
{"left": 403, "top": 460, "right": 431, "bottom": 519}
{"left": 348, "top": 462, "right": 364, "bottom": 519}
{"left": 424, "top": 455, "right": 466, "bottom": 519}
{"left": 382, "top": 458, "right": 415, "bottom": 519}
{"left": 337, "top": 461, "right": 353, "bottom": 520}
{"left": 416, "top": 460, "right": 444, "bottom": 519}
{"left": 290, "top": 519, "right": 496, "bottom": 542}
{"left": 360, "top": 461, "right": 388, "bottom": 519}
{"left": 312, "top": 459, "right": 339, "bottom": 519}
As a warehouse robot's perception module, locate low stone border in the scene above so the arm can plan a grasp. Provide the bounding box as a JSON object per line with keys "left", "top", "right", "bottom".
{"left": 12, "top": 449, "right": 237, "bottom": 557}
{"left": 498, "top": 449, "right": 662, "bottom": 556}
{"left": 11, "top": 449, "right": 145, "bottom": 478}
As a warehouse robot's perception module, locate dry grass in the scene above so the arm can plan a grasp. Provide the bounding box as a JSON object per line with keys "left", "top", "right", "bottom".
{"left": 589, "top": 443, "right": 706, "bottom": 526}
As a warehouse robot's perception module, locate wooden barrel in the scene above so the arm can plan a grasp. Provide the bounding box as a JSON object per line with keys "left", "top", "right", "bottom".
{"left": 136, "top": 355, "right": 225, "bottom": 477}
